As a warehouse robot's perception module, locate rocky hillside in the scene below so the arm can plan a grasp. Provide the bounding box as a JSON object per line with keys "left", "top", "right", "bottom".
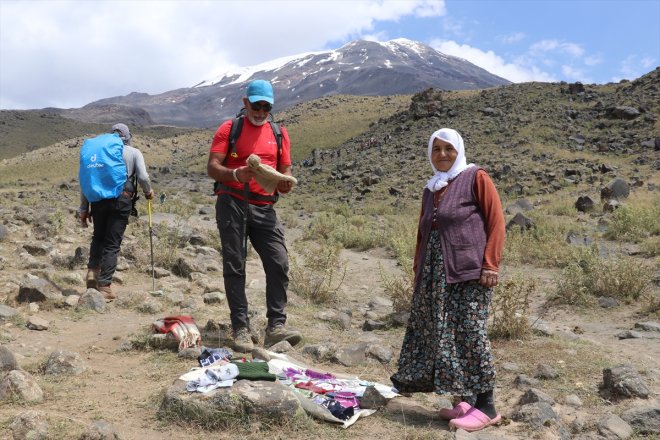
{"left": 292, "top": 68, "right": 659, "bottom": 208}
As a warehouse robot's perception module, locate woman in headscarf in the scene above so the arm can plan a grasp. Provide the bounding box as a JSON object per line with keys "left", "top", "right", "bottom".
{"left": 390, "top": 128, "right": 505, "bottom": 432}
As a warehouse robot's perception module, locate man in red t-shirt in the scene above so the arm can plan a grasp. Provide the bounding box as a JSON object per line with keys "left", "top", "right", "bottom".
{"left": 207, "top": 79, "right": 301, "bottom": 353}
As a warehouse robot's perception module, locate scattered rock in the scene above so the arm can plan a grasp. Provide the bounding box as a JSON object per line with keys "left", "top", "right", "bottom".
{"left": 78, "top": 289, "right": 107, "bottom": 313}
{"left": 506, "top": 212, "right": 534, "bottom": 231}
{"left": 620, "top": 404, "right": 660, "bottom": 434}
{"left": 10, "top": 410, "right": 49, "bottom": 440}
{"left": 634, "top": 321, "right": 660, "bottom": 332}
{"left": 519, "top": 388, "right": 556, "bottom": 405}
{"left": 0, "top": 370, "right": 44, "bottom": 403}
{"left": 535, "top": 364, "right": 560, "bottom": 380}
{"left": 26, "top": 315, "right": 49, "bottom": 330}
{"left": 601, "top": 178, "right": 630, "bottom": 201}
{"left": 601, "top": 364, "right": 650, "bottom": 399}
{"left": 0, "top": 346, "right": 18, "bottom": 372}
{"left": 159, "top": 379, "right": 304, "bottom": 428}
{"left": 0, "top": 304, "right": 18, "bottom": 321}
{"left": 17, "top": 274, "right": 63, "bottom": 304}
{"left": 511, "top": 402, "right": 558, "bottom": 429}
{"left": 79, "top": 420, "right": 122, "bottom": 440}
{"left": 44, "top": 350, "right": 88, "bottom": 376}
{"left": 597, "top": 414, "right": 633, "bottom": 440}
{"left": 575, "top": 195, "right": 596, "bottom": 212}
{"left": 564, "top": 394, "right": 583, "bottom": 407}
{"left": 598, "top": 296, "right": 619, "bottom": 308}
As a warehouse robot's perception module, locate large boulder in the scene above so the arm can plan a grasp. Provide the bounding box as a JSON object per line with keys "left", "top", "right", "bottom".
{"left": 620, "top": 404, "right": 660, "bottom": 434}
{"left": 159, "top": 379, "right": 305, "bottom": 429}
{"left": 17, "top": 275, "right": 63, "bottom": 304}
{"left": 44, "top": 350, "right": 88, "bottom": 376}
{"left": 601, "top": 364, "right": 650, "bottom": 399}
{"left": 0, "top": 370, "right": 44, "bottom": 403}
{"left": 601, "top": 178, "right": 630, "bottom": 201}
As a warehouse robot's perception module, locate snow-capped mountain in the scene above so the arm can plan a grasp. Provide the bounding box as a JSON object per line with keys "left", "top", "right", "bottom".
{"left": 77, "top": 39, "right": 510, "bottom": 128}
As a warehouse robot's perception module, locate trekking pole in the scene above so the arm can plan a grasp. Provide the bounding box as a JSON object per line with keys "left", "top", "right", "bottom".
{"left": 148, "top": 198, "right": 155, "bottom": 292}
{"left": 241, "top": 183, "right": 249, "bottom": 272}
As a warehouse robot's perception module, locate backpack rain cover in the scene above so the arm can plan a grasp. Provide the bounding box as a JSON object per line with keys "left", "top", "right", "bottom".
{"left": 79, "top": 133, "right": 127, "bottom": 202}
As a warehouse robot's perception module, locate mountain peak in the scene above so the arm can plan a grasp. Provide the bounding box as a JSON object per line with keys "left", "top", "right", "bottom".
{"left": 78, "top": 38, "right": 511, "bottom": 128}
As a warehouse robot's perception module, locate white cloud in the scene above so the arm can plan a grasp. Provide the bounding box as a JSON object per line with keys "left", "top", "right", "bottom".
{"left": 0, "top": 0, "right": 446, "bottom": 109}
{"left": 561, "top": 65, "right": 592, "bottom": 83}
{"left": 615, "top": 54, "right": 658, "bottom": 81}
{"left": 498, "top": 32, "right": 526, "bottom": 44}
{"left": 530, "top": 39, "right": 584, "bottom": 57}
{"left": 430, "top": 39, "right": 555, "bottom": 83}
{"left": 584, "top": 55, "right": 603, "bottom": 67}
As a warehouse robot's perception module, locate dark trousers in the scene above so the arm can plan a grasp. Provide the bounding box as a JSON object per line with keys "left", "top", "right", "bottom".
{"left": 215, "top": 193, "right": 289, "bottom": 331}
{"left": 88, "top": 195, "right": 132, "bottom": 286}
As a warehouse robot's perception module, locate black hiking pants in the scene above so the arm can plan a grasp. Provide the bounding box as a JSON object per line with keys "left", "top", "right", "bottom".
{"left": 88, "top": 194, "right": 132, "bottom": 286}
{"left": 215, "top": 193, "right": 289, "bottom": 331}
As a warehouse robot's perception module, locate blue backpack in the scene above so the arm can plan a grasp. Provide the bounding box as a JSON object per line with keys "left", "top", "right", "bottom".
{"left": 79, "top": 133, "right": 127, "bottom": 202}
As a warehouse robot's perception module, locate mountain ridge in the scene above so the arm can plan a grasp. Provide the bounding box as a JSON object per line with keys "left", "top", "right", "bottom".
{"left": 59, "top": 38, "right": 510, "bottom": 128}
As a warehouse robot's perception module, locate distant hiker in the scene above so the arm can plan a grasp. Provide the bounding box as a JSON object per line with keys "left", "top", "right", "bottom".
{"left": 390, "top": 128, "right": 505, "bottom": 432}
{"left": 77, "top": 123, "right": 153, "bottom": 301}
{"left": 207, "top": 79, "right": 301, "bottom": 353}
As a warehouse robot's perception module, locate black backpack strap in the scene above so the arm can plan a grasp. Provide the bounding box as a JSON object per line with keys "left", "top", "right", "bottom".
{"left": 269, "top": 120, "right": 283, "bottom": 168}
{"left": 224, "top": 116, "right": 244, "bottom": 165}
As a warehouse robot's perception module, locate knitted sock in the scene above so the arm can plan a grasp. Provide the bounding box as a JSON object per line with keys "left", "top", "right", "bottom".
{"left": 475, "top": 390, "right": 497, "bottom": 419}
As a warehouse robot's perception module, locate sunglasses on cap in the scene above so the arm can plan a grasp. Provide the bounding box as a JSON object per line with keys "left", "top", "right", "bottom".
{"left": 249, "top": 101, "right": 272, "bottom": 112}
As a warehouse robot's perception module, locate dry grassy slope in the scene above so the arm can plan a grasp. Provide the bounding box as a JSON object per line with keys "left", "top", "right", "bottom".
{"left": 0, "top": 109, "right": 199, "bottom": 161}
{"left": 0, "top": 95, "right": 410, "bottom": 188}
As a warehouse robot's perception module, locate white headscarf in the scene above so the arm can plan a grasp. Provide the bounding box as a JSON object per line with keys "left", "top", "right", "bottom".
{"left": 425, "top": 128, "right": 474, "bottom": 192}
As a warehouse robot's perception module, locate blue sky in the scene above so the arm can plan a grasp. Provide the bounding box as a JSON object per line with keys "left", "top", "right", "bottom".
{"left": 1, "top": 0, "right": 658, "bottom": 110}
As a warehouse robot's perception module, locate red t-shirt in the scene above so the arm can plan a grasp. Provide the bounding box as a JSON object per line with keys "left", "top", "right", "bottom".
{"left": 210, "top": 118, "right": 291, "bottom": 202}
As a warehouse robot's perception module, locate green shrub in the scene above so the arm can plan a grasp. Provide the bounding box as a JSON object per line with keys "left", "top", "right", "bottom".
{"left": 380, "top": 263, "right": 414, "bottom": 313}
{"left": 490, "top": 275, "right": 535, "bottom": 340}
{"left": 641, "top": 236, "right": 660, "bottom": 257}
{"left": 503, "top": 216, "right": 578, "bottom": 268}
{"left": 302, "top": 211, "right": 388, "bottom": 250}
{"left": 289, "top": 240, "right": 346, "bottom": 304}
{"left": 605, "top": 203, "right": 660, "bottom": 242}
{"left": 554, "top": 247, "right": 652, "bottom": 305}
{"left": 380, "top": 217, "right": 417, "bottom": 313}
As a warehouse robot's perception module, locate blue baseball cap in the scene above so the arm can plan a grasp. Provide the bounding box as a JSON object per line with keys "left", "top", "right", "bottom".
{"left": 246, "top": 79, "right": 274, "bottom": 104}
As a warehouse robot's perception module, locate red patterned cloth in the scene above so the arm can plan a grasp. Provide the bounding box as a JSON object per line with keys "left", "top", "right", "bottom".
{"left": 152, "top": 315, "right": 202, "bottom": 351}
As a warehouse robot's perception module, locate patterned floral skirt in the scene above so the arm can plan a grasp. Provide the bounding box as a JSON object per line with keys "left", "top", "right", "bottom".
{"left": 390, "top": 230, "right": 496, "bottom": 397}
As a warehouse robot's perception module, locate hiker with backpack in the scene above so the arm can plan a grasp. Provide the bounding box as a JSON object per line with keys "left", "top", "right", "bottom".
{"left": 77, "top": 123, "right": 154, "bottom": 301}
{"left": 207, "top": 79, "right": 301, "bottom": 353}
{"left": 390, "top": 128, "right": 505, "bottom": 432}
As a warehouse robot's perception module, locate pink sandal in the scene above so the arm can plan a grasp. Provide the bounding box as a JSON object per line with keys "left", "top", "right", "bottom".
{"left": 438, "top": 401, "right": 472, "bottom": 420}
{"left": 449, "top": 407, "right": 501, "bottom": 432}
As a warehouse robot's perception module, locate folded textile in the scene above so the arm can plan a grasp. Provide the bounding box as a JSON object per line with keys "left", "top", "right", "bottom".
{"left": 184, "top": 363, "right": 239, "bottom": 393}
{"left": 247, "top": 154, "right": 298, "bottom": 193}
{"left": 152, "top": 315, "right": 202, "bottom": 351}
{"left": 199, "top": 347, "right": 233, "bottom": 367}
{"left": 305, "top": 368, "right": 335, "bottom": 380}
{"left": 233, "top": 361, "right": 277, "bottom": 381}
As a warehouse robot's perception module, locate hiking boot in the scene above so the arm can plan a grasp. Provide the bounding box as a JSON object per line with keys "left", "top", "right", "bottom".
{"left": 264, "top": 323, "right": 302, "bottom": 348}
{"left": 232, "top": 328, "right": 254, "bottom": 353}
{"left": 86, "top": 268, "right": 100, "bottom": 289}
{"left": 97, "top": 284, "right": 116, "bottom": 302}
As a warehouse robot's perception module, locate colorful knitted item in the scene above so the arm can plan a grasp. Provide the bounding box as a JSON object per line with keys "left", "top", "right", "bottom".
{"left": 152, "top": 315, "right": 202, "bottom": 351}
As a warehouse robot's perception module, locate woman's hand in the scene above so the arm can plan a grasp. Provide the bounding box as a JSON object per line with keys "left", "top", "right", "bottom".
{"left": 479, "top": 269, "right": 499, "bottom": 288}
